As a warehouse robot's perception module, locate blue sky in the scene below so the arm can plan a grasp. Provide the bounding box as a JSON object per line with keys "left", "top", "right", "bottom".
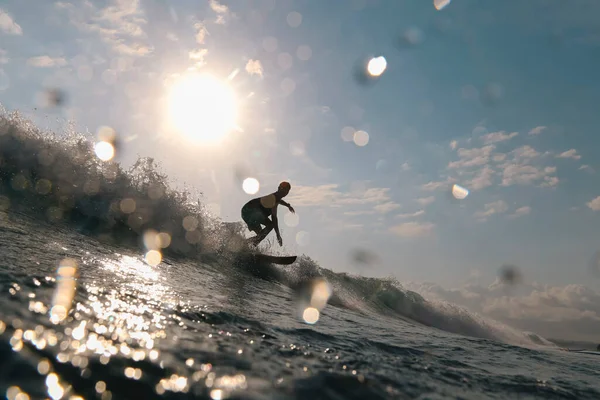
{"left": 2, "top": 0, "right": 600, "bottom": 292}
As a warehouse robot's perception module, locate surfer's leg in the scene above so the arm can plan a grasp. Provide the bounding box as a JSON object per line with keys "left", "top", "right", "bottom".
{"left": 242, "top": 206, "right": 263, "bottom": 235}
{"left": 249, "top": 221, "right": 273, "bottom": 246}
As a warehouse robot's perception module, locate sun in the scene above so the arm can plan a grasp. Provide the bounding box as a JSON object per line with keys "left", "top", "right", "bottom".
{"left": 167, "top": 73, "right": 238, "bottom": 144}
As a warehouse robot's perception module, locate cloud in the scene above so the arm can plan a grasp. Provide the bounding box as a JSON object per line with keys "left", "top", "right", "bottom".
{"left": 396, "top": 210, "right": 425, "bottom": 219}
{"left": 189, "top": 48, "right": 208, "bottom": 67}
{"left": 496, "top": 146, "right": 557, "bottom": 187}
{"left": 245, "top": 59, "right": 263, "bottom": 77}
{"left": 528, "top": 126, "right": 546, "bottom": 135}
{"left": 579, "top": 165, "right": 594, "bottom": 173}
{"left": 448, "top": 145, "right": 495, "bottom": 169}
{"left": 194, "top": 22, "right": 208, "bottom": 44}
{"left": 55, "top": 0, "right": 152, "bottom": 56}
{"left": 26, "top": 56, "right": 68, "bottom": 68}
{"left": 465, "top": 165, "right": 494, "bottom": 190}
{"left": 390, "top": 221, "right": 435, "bottom": 238}
{"left": 421, "top": 177, "right": 455, "bottom": 191}
{"left": 344, "top": 210, "right": 375, "bottom": 216}
{"left": 500, "top": 164, "right": 557, "bottom": 187}
{"left": 405, "top": 280, "right": 600, "bottom": 342}
{"left": 556, "top": 149, "right": 581, "bottom": 160}
{"left": 587, "top": 196, "right": 600, "bottom": 211}
{"left": 0, "top": 9, "right": 22, "bottom": 35}
{"left": 374, "top": 202, "right": 402, "bottom": 213}
{"left": 0, "top": 49, "right": 7, "bottom": 64}
{"left": 481, "top": 131, "right": 518, "bottom": 144}
{"left": 509, "top": 206, "right": 531, "bottom": 218}
{"left": 450, "top": 140, "right": 457, "bottom": 150}
{"left": 287, "top": 184, "right": 400, "bottom": 214}
{"left": 510, "top": 145, "right": 540, "bottom": 160}
{"left": 474, "top": 200, "right": 508, "bottom": 219}
{"left": 416, "top": 196, "right": 435, "bottom": 206}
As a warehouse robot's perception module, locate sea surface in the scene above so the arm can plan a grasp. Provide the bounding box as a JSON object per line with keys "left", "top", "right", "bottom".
{"left": 1, "top": 110, "right": 600, "bottom": 399}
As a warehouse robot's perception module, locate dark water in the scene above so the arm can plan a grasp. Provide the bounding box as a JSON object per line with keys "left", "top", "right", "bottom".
{"left": 1, "top": 110, "right": 600, "bottom": 399}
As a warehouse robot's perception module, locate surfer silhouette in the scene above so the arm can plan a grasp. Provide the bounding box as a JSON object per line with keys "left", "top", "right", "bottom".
{"left": 241, "top": 181, "right": 294, "bottom": 246}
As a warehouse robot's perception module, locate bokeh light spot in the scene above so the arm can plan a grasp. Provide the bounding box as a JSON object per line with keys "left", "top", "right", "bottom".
{"left": 434, "top": 0, "right": 452, "bottom": 10}
{"left": 341, "top": 126, "right": 355, "bottom": 142}
{"left": 296, "top": 45, "right": 312, "bottom": 61}
{"left": 284, "top": 212, "right": 299, "bottom": 227}
{"left": 353, "top": 130, "right": 369, "bottom": 147}
{"left": 243, "top": 178, "right": 260, "bottom": 195}
{"left": 182, "top": 216, "right": 199, "bottom": 231}
{"left": 287, "top": 11, "right": 303, "bottom": 28}
{"left": 296, "top": 231, "right": 310, "bottom": 246}
{"left": 302, "top": 307, "right": 320, "bottom": 324}
{"left": 94, "top": 141, "right": 115, "bottom": 161}
{"left": 278, "top": 53, "right": 293, "bottom": 70}
{"left": 367, "top": 56, "right": 387, "bottom": 77}
{"left": 451, "top": 184, "right": 469, "bottom": 200}
{"left": 119, "top": 198, "right": 136, "bottom": 214}
{"left": 262, "top": 37, "right": 278, "bottom": 52}
{"left": 145, "top": 250, "right": 162, "bottom": 266}
{"left": 260, "top": 194, "right": 277, "bottom": 209}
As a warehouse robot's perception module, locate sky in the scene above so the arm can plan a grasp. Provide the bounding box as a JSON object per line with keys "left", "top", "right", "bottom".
{"left": 2, "top": 0, "right": 600, "bottom": 341}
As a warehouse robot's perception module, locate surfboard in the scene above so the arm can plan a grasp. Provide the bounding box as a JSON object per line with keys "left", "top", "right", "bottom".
{"left": 571, "top": 350, "right": 600, "bottom": 356}
{"left": 254, "top": 254, "right": 297, "bottom": 265}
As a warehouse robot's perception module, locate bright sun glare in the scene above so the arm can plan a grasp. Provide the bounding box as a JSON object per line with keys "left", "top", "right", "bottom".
{"left": 167, "top": 73, "right": 238, "bottom": 144}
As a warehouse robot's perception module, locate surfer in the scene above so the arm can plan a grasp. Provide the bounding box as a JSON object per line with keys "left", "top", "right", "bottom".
{"left": 241, "top": 181, "right": 294, "bottom": 246}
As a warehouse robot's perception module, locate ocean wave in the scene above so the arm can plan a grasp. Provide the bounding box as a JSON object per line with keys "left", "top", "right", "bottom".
{"left": 0, "top": 107, "right": 556, "bottom": 349}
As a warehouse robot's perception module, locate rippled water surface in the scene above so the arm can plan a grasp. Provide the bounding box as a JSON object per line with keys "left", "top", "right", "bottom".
{"left": 2, "top": 212, "right": 600, "bottom": 400}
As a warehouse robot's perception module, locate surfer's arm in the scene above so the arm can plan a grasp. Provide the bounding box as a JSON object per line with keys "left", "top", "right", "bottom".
{"left": 271, "top": 206, "right": 283, "bottom": 245}
{"left": 278, "top": 199, "right": 295, "bottom": 214}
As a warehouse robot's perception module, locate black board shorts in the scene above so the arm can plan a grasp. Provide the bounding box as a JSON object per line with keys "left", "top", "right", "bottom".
{"left": 241, "top": 203, "right": 269, "bottom": 231}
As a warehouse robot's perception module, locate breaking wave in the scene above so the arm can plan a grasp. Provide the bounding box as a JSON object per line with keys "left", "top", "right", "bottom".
{"left": 0, "top": 106, "right": 556, "bottom": 349}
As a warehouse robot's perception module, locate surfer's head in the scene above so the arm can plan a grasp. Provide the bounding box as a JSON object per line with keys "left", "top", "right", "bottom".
{"left": 277, "top": 181, "right": 291, "bottom": 197}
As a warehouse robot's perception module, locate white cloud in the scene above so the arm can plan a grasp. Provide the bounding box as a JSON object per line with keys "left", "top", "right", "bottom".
{"left": 540, "top": 176, "right": 559, "bottom": 188}
{"left": 509, "top": 206, "right": 531, "bottom": 218}
{"left": 245, "top": 59, "right": 263, "bottom": 77}
{"left": 448, "top": 145, "right": 495, "bottom": 169}
{"left": 498, "top": 145, "right": 557, "bottom": 188}
{"left": 556, "top": 149, "right": 581, "bottom": 160}
{"left": 189, "top": 48, "right": 208, "bottom": 67}
{"left": 481, "top": 131, "right": 518, "bottom": 144}
{"left": 528, "top": 126, "right": 546, "bottom": 135}
{"left": 26, "top": 56, "right": 68, "bottom": 68}
{"left": 55, "top": 0, "right": 152, "bottom": 56}
{"left": 396, "top": 210, "right": 425, "bottom": 219}
{"left": 0, "top": 9, "right": 22, "bottom": 35}
{"left": 194, "top": 22, "right": 208, "bottom": 44}
{"left": 587, "top": 196, "right": 600, "bottom": 211}
{"left": 450, "top": 140, "right": 457, "bottom": 150}
{"left": 421, "top": 177, "right": 455, "bottom": 191}
{"left": 390, "top": 221, "right": 435, "bottom": 238}
{"left": 510, "top": 145, "right": 540, "bottom": 160}
{"left": 416, "top": 196, "right": 435, "bottom": 206}
{"left": 209, "top": 0, "right": 229, "bottom": 14}
{"left": 374, "top": 202, "right": 402, "bottom": 213}
{"left": 404, "top": 280, "right": 600, "bottom": 341}
{"left": 465, "top": 164, "right": 495, "bottom": 190}
{"left": 287, "top": 184, "right": 400, "bottom": 215}
{"left": 500, "top": 164, "right": 555, "bottom": 186}
{"left": 0, "top": 49, "right": 7, "bottom": 64}
{"left": 579, "top": 165, "right": 594, "bottom": 173}
{"left": 344, "top": 210, "right": 376, "bottom": 216}
{"left": 474, "top": 200, "right": 508, "bottom": 219}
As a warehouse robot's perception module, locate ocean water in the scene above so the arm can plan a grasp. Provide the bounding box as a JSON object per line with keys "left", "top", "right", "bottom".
{"left": 1, "top": 110, "right": 600, "bottom": 400}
